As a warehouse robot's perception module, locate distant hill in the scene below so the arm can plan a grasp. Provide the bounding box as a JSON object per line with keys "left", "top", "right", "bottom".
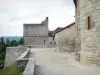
{"left": 0, "top": 36, "right": 22, "bottom": 41}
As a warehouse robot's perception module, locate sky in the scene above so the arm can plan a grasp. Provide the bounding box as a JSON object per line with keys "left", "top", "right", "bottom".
{"left": 0, "top": 0, "right": 75, "bottom": 36}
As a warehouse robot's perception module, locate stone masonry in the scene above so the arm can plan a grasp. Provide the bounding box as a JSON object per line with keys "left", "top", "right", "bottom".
{"left": 55, "top": 22, "right": 76, "bottom": 52}
{"left": 74, "top": 0, "right": 100, "bottom": 66}
{"left": 23, "top": 17, "right": 55, "bottom": 47}
{"left": 4, "top": 46, "right": 28, "bottom": 67}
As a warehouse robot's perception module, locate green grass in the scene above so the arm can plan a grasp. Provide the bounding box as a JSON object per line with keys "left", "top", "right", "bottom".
{"left": 0, "top": 64, "right": 23, "bottom": 75}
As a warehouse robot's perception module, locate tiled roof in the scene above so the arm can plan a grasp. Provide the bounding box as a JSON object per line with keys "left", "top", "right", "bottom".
{"left": 55, "top": 22, "right": 75, "bottom": 34}
{"left": 54, "top": 27, "right": 63, "bottom": 33}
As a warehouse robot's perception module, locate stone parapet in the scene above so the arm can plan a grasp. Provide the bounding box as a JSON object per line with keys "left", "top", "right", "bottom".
{"left": 23, "top": 58, "right": 36, "bottom": 75}
{"left": 16, "top": 49, "right": 30, "bottom": 70}
{"left": 16, "top": 48, "right": 36, "bottom": 75}
{"left": 4, "top": 46, "right": 28, "bottom": 67}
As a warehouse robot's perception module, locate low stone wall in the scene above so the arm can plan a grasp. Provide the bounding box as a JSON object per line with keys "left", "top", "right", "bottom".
{"left": 16, "top": 49, "right": 30, "bottom": 70}
{"left": 23, "top": 58, "right": 36, "bottom": 75}
{"left": 16, "top": 49, "right": 36, "bottom": 75}
{"left": 4, "top": 46, "right": 36, "bottom": 75}
{"left": 4, "top": 46, "right": 28, "bottom": 67}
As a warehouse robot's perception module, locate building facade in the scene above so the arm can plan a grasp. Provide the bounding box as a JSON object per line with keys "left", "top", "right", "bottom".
{"left": 55, "top": 22, "right": 76, "bottom": 52}
{"left": 74, "top": 0, "right": 100, "bottom": 66}
{"left": 23, "top": 17, "right": 55, "bottom": 47}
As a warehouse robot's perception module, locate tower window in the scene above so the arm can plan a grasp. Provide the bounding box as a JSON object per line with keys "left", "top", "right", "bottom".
{"left": 50, "top": 42, "right": 52, "bottom": 44}
{"left": 88, "top": 16, "right": 90, "bottom": 29}
{"left": 44, "top": 40, "right": 45, "bottom": 44}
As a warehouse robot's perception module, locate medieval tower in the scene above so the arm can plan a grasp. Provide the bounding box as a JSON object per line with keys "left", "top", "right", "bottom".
{"left": 74, "top": 0, "right": 100, "bottom": 66}
{"left": 23, "top": 17, "right": 55, "bottom": 47}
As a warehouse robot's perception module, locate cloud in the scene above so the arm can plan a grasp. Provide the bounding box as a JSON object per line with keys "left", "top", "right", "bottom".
{"left": 0, "top": 0, "right": 75, "bottom": 36}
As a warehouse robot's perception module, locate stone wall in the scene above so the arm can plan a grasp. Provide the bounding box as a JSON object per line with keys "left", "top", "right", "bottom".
{"left": 74, "top": 0, "right": 81, "bottom": 61}
{"left": 23, "top": 24, "right": 48, "bottom": 37}
{"left": 16, "top": 49, "right": 30, "bottom": 71}
{"left": 23, "top": 17, "right": 48, "bottom": 37}
{"left": 74, "top": 0, "right": 100, "bottom": 66}
{"left": 24, "top": 36, "right": 55, "bottom": 46}
{"left": 55, "top": 23, "right": 76, "bottom": 52}
{"left": 23, "top": 58, "right": 36, "bottom": 75}
{"left": 23, "top": 17, "right": 55, "bottom": 46}
{"left": 16, "top": 49, "right": 36, "bottom": 75}
{"left": 4, "top": 46, "right": 28, "bottom": 67}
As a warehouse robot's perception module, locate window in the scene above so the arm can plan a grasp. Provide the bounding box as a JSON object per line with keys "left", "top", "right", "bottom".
{"left": 26, "top": 31, "right": 28, "bottom": 36}
{"left": 44, "top": 40, "right": 45, "bottom": 44}
{"left": 88, "top": 16, "right": 90, "bottom": 29}
{"left": 53, "top": 37, "right": 54, "bottom": 40}
{"left": 50, "top": 42, "right": 52, "bottom": 44}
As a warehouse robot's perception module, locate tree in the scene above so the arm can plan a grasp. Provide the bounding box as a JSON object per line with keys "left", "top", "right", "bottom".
{"left": 6, "top": 38, "right": 10, "bottom": 47}
{"left": 0, "top": 37, "right": 5, "bottom": 52}
{"left": 18, "top": 38, "right": 24, "bottom": 45}
{"left": 0, "top": 38, "right": 1, "bottom": 52}
{"left": 10, "top": 40, "right": 18, "bottom": 46}
{"left": 1, "top": 37, "right": 4, "bottom": 48}
{"left": 0, "top": 37, "right": 7, "bottom": 52}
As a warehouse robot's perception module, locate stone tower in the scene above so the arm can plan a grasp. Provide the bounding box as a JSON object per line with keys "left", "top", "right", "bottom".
{"left": 74, "top": 0, "right": 100, "bottom": 66}
{"left": 23, "top": 17, "right": 55, "bottom": 47}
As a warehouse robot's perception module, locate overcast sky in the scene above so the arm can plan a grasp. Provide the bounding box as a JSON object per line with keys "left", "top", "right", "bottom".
{"left": 0, "top": 0, "right": 75, "bottom": 36}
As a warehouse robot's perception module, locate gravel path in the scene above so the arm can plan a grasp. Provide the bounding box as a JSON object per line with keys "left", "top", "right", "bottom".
{"left": 29, "top": 48, "right": 100, "bottom": 75}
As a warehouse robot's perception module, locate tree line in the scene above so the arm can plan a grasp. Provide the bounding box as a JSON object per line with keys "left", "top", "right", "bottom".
{"left": 0, "top": 37, "right": 24, "bottom": 68}
{"left": 0, "top": 37, "right": 24, "bottom": 52}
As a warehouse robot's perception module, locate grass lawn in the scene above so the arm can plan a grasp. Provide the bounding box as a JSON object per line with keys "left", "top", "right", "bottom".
{"left": 0, "top": 64, "right": 23, "bottom": 75}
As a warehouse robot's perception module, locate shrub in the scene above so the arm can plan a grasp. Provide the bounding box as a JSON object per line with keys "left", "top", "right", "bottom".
{"left": 0, "top": 60, "right": 4, "bottom": 65}
{"left": 0, "top": 52, "right": 6, "bottom": 60}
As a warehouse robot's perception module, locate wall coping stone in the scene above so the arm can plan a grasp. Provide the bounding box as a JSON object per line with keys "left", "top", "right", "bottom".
{"left": 23, "top": 58, "right": 36, "bottom": 75}
{"left": 16, "top": 48, "right": 30, "bottom": 61}
{"left": 16, "top": 48, "right": 36, "bottom": 75}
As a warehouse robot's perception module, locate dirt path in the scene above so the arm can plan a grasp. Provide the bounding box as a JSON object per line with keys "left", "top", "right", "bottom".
{"left": 29, "top": 48, "right": 100, "bottom": 75}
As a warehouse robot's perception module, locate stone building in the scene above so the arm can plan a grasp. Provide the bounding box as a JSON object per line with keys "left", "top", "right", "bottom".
{"left": 23, "top": 17, "right": 55, "bottom": 47}
{"left": 74, "top": 0, "right": 100, "bottom": 66}
{"left": 55, "top": 22, "right": 76, "bottom": 52}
